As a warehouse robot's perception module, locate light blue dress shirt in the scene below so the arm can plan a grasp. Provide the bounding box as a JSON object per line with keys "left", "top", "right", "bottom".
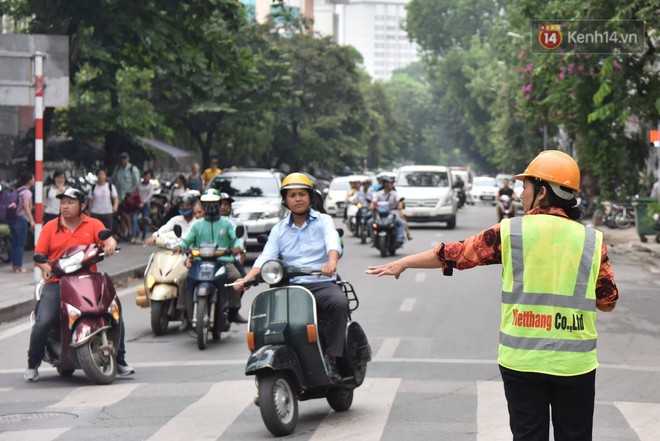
{"left": 254, "top": 209, "right": 341, "bottom": 284}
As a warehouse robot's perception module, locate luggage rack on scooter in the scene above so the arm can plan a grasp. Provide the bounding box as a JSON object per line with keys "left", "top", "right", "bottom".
{"left": 337, "top": 281, "right": 358, "bottom": 312}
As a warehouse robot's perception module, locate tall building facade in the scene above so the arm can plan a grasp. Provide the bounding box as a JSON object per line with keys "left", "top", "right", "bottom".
{"left": 336, "top": 0, "right": 419, "bottom": 80}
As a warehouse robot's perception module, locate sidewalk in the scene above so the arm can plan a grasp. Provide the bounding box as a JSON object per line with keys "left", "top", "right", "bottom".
{"left": 600, "top": 223, "right": 660, "bottom": 269}
{"left": 0, "top": 243, "right": 154, "bottom": 323}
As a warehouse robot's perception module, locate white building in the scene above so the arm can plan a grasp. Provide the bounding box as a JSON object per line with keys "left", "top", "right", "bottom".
{"left": 334, "top": 0, "right": 419, "bottom": 80}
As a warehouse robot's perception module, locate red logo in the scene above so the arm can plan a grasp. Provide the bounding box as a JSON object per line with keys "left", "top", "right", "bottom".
{"left": 539, "top": 24, "right": 562, "bottom": 50}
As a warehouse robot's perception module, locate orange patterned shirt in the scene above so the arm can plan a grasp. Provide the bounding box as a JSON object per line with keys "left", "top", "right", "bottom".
{"left": 433, "top": 207, "right": 618, "bottom": 312}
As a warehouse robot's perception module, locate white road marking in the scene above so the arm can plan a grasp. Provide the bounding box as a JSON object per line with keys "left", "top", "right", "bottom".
{"left": 413, "top": 272, "right": 427, "bottom": 283}
{"left": 477, "top": 381, "right": 510, "bottom": 441}
{"left": 614, "top": 401, "right": 660, "bottom": 441}
{"left": 0, "top": 428, "right": 70, "bottom": 441}
{"left": 399, "top": 298, "right": 416, "bottom": 312}
{"left": 148, "top": 380, "right": 253, "bottom": 441}
{"left": 48, "top": 383, "right": 142, "bottom": 409}
{"left": 374, "top": 337, "right": 400, "bottom": 360}
{"left": 310, "top": 377, "right": 401, "bottom": 441}
{"left": 648, "top": 266, "right": 660, "bottom": 274}
{"left": 0, "top": 322, "right": 31, "bottom": 342}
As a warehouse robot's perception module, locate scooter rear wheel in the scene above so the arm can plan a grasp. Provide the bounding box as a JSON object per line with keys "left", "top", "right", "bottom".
{"left": 258, "top": 372, "right": 298, "bottom": 436}
{"left": 326, "top": 388, "right": 353, "bottom": 412}
{"left": 196, "top": 297, "right": 209, "bottom": 350}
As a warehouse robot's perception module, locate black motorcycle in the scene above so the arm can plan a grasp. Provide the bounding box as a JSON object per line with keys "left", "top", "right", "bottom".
{"left": 187, "top": 226, "right": 243, "bottom": 350}
{"left": 227, "top": 260, "right": 371, "bottom": 436}
{"left": 372, "top": 201, "right": 402, "bottom": 257}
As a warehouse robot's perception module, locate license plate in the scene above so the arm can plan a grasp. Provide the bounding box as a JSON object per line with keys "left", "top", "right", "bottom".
{"left": 482, "top": 196, "right": 495, "bottom": 201}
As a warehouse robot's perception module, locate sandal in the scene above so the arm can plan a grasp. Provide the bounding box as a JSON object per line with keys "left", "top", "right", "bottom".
{"left": 13, "top": 267, "right": 28, "bottom": 273}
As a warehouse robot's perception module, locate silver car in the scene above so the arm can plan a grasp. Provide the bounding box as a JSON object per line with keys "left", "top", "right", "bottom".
{"left": 206, "top": 169, "right": 285, "bottom": 249}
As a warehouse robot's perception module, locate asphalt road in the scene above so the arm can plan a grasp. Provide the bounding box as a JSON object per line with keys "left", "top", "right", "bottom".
{"left": 0, "top": 204, "right": 658, "bottom": 440}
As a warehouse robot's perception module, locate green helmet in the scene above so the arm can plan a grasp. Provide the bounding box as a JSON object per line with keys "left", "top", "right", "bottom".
{"left": 200, "top": 189, "right": 222, "bottom": 202}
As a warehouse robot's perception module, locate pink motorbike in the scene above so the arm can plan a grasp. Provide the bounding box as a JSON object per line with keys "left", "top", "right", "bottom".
{"left": 32, "top": 229, "right": 122, "bottom": 384}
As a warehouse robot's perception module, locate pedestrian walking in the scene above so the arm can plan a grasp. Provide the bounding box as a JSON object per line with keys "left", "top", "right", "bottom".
{"left": 131, "top": 169, "right": 154, "bottom": 244}
{"left": 188, "top": 163, "right": 202, "bottom": 192}
{"left": 43, "top": 170, "right": 68, "bottom": 224}
{"left": 88, "top": 167, "right": 119, "bottom": 230}
{"left": 201, "top": 158, "right": 221, "bottom": 189}
{"left": 9, "top": 172, "right": 35, "bottom": 273}
{"left": 367, "top": 150, "right": 619, "bottom": 440}
{"left": 112, "top": 151, "right": 141, "bottom": 238}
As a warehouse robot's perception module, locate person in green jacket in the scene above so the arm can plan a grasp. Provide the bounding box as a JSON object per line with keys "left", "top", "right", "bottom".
{"left": 177, "top": 189, "right": 244, "bottom": 327}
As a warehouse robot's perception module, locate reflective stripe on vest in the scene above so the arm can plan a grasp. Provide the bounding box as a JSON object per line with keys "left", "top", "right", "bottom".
{"left": 498, "top": 215, "right": 602, "bottom": 376}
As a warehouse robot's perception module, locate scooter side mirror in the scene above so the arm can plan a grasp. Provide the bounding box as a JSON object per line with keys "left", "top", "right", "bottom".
{"left": 173, "top": 225, "right": 182, "bottom": 238}
{"left": 336, "top": 228, "right": 344, "bottom": 238}
{"left": 33, "top": 253, "right": 48, "bottom": 264}
{"left": 98, "top": 229, "right": 113, "bottom": 241}
{"left": 235, "top": 225, "right": 245, "bottom": 237}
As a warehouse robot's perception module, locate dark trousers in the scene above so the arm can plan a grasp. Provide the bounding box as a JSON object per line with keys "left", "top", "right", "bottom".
{"left": 185, "top": 262, "right": 242, "bottom": 323}
{"left": 300, "top": 281, "right": 349, "bottom": 358}
{"left": 91, "top": 213, "right": 114, "bottom": 230}
{"left": 499, "top": 365, "right": 596, "bottom": 441}
{"left": 9, "top": 216, "right": 28, "bottom": 268}
{"left": 28, "top": 282, "right": 127, "bottom": 366}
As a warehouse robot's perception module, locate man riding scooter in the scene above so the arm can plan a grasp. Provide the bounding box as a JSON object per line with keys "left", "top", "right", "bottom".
{"left": 234, "top": 172, "right": 348, "bottom": 382}
{"left": 25, "top": 188, "right": 134, "bottom": 381}
{"left": 176, "top": 189, "right": 245, "bottom": 327}
{"left": 370, "top": 174, "right": 407, "bottom": 245}
{"left": 218, "top": 192, "right": 247, "bottom": 322}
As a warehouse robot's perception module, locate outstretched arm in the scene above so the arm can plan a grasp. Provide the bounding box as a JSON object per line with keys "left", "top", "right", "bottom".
{"left": 366, "top": 249, "right": 442, "bottom": 279}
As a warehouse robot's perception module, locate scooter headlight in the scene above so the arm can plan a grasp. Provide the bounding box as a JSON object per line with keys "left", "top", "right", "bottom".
{"left": 261, "top": 260, "right": 284, "bottom": 285}
{"left": 59, "top": 251, "right": 85, "bottom": 274}
{"left": 146, "top": 274, "right": 156, "bottom": 289}
{"left": 66, "top": 303, "right": 82, "bottom": 329}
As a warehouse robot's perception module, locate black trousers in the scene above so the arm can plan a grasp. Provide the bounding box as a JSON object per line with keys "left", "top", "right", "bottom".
{"left": 300, "top": 281, "right": 349, "bottom": 358}
{"left": 499, "top": 365, "right": 596, "bottom": 441}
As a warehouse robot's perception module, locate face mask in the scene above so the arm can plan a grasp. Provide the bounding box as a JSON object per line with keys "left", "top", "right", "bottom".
{"left": 204, "top": 204, "right": 220, "bottom": 217}
{"left": 179, "top": 208, "right": 193, "bottom": 217}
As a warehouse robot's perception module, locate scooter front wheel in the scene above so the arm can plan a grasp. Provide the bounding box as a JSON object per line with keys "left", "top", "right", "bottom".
{"left": 196, "top": 297, "right": 209, "bottom": 350}
{"left": 258, "top": 372, "right": 298, "bottom": 436}
{"left": 150, "top": 300, "right": 170, "bottom": 336}
{"left": 75, "top": 333, "right": 116, "bottom": 385}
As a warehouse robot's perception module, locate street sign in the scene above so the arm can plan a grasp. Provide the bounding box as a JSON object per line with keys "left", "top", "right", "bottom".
{"left": 0, "top": 34, "right": 69, "bottom": 107}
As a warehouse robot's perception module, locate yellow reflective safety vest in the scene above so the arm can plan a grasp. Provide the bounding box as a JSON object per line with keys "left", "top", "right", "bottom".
{"left": 499, "top": 215, "right": 602, "bottom": 376}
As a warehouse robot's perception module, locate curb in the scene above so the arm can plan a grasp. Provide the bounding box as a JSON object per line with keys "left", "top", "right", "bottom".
{"left": 0, "top": 264, "right": 147, "bottom": 324}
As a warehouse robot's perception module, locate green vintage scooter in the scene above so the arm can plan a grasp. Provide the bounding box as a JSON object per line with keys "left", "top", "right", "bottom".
{"left": 227, "top": 260, "right": 371, "bottom": 436}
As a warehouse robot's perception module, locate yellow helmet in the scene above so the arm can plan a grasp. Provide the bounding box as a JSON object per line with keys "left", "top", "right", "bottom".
{"left": 514, "top": 150, "right": 580, "bottom": 198}
{"left": 280, "top": 172, "right": 313, "bottom": 195}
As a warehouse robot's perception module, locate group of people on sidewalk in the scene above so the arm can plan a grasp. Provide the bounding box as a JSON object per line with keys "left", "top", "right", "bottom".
{"left": 6, "top": 152, "right": 223, "bottom": 272}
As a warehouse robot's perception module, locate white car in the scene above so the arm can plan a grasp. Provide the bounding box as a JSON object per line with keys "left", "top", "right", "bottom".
{"left": 323, "top": 175, "right": 369, "bottom": 217}
{"left": 394, "top": 165, "right": 457, "bottom": 229}
{"left": 468, "top": 176, "right": 499, "bottom": 206}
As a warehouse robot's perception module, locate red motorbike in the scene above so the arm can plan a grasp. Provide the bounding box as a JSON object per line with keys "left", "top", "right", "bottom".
{"left": 32, "top": 229, "right": 122, "bottom": 384}
{"left": 497, "top": 194, "right": 515, "bottom": 222}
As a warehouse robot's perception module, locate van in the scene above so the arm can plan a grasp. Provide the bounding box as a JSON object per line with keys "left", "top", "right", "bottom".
{"left": 394, "top": 165, "right": 457, "bottom": 229}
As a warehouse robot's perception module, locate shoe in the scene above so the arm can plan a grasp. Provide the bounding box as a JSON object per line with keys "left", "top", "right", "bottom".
{"left": 228, "top": 309, "right": 248, "bottom": 324}
{"left": 117, "top": 359, "right": 135, "bottom": 377}
{"left": 24, "top": 366, "right": 39, "bottom": 382}
{"left": 323, "top": 355, "right": 342, "bottom": 383}
{"left": 406, "top": 232, "right": 413, "bottom": 240}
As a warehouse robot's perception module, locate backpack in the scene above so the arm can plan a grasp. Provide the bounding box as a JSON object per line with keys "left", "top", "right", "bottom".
{"left": 0, "top": 188, "right": 20, "bottom": 224}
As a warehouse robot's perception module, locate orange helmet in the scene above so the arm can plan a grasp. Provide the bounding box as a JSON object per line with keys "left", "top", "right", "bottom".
{"left": 513, "top": 150, "right": 581, "bottom": 197}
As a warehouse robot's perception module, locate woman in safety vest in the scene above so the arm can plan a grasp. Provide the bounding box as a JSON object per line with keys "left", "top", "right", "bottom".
{"left": 366, "top": 150, "right": 618, "bottom": 441}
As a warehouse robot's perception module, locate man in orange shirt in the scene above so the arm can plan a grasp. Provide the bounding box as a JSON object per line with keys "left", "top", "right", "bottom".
{"left": 201, "top": 158, "right": 222, "bottom": 189}
{"left": 25, "top": 189, "right": 134, "bottom": 381}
